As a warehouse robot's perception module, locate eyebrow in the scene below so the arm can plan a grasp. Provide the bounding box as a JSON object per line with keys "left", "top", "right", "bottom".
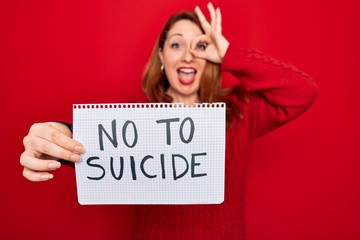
{"left": 166, "top": 32, "right": 203, "bottom": 40}
{"left": 167, "top": 33, "right": 183, "bottom": 39}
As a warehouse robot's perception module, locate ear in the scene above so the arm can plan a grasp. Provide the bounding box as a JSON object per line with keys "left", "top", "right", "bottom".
{"left": 158, "top": 48, "right": 164, "bottom": 65}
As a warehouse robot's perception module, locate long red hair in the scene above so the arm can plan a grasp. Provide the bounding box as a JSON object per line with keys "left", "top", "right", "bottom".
{"left": 142, "top": 10, "right": 242, "bottom": 128}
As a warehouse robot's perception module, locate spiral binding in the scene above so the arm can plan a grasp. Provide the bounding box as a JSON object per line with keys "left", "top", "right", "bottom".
{"left": 73, "top": 103, "right": 226, "bottom": 109}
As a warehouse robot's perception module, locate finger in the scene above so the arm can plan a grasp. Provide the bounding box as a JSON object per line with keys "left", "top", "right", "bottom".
{"left": 215, "top": 7, "right": 222, "bottom": 34}
{"left": 24, "top": 135, "right": 81, "bottom": 162}
{"left": 48, "top": 121, "right": 71, "bottom": 134}
{"left": 207, "top": 2, "right": 216, "bottom": 31}
{"left": 20, "top": 150, "right": 61, "bottom": 172}
{"left": 189, "top": 48, "right": 208, "bottom": 60}
{"left": 44, "top": 122, "right": 85, "bottom": 154}
{"left": 191, "top": 34, "right": 210, "bottom": 50}
{"left": 29, "top": 123, "right": 84, "bottom": 154}
{"left": 22, "top": 167, "right": 54, "bottom": 182}
{"left": 195, "top": 5, "right": 211, "bottom": 32}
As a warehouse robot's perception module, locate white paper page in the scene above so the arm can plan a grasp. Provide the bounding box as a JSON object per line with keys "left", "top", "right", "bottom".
{"left": 73, "top": 103, "right": 225, "bottom": 205}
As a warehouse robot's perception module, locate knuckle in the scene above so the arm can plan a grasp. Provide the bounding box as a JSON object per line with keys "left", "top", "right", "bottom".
{"left": 25, "top": 124, "right": 43, "bottom": 147}
{"left": 22, "top": 135, "right": 29, "bottom": 147}
{"left": 29, "top": 123, "right": 40, "bottom": 133}
{"left": 23, "top": 135, "right": 35, "bottom": 148}
{"left": 22, "top": 168, "right": 34, "bottom": 182}
{"left": 39, "top": 141, "right": 51, "bottom": 155}
{"left": 22, "top": 168, "right": 28, "bottom": 179}
{"left": 49, "top": 131, "right": 59, "bottom": 143}
{"left": 19, "top": 153, "right": 26, "bottom": 167}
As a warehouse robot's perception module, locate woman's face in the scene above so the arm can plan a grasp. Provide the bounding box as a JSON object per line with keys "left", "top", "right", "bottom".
{"left": 159, "top": 20, "right": 207, "bottom": 104}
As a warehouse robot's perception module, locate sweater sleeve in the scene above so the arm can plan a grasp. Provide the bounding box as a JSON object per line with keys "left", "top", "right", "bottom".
{"left": 221, "top": 45, "right": 319, "bottom": 140}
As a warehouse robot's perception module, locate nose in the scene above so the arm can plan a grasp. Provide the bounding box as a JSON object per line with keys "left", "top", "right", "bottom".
{"left": 181, "top": 48, "right": 194, "bottom": 63}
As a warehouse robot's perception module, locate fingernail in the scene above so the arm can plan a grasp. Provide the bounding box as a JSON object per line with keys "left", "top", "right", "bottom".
{"left": 70, "top": 154, "right": 81, "bottom": 162}
{"left": 41, "top": 174, "right": 53, "bottom": 180}
{"left": 48, "top": 162, "right": 61, "bottom": 170}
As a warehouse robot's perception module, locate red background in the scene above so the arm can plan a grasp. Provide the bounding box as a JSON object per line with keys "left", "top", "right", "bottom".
{"left": 1, "top": 0, "right": 359, "bottom": 239}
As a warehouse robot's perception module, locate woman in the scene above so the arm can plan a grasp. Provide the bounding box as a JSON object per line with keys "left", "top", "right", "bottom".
{"left": 20, "top": 3, "right": 318, "bottom": 239}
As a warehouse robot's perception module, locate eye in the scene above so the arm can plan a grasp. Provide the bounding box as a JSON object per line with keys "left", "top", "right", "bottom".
{"left": 195, "top": 42, "right": 207, "bottom": 51}
{"left": 170, "top": 42, "right": 181, "bottom": 49}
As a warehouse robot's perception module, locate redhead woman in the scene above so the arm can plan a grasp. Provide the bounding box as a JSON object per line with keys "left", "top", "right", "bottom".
{"left": 20, "top": 3, "right": 318, "bottom": 239}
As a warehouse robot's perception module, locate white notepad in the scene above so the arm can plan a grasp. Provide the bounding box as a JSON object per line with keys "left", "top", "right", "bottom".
{"left": 73, "top": 103, "right": 226, "bottom": 205}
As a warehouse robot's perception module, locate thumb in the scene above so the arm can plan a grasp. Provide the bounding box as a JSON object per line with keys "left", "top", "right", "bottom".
{"left": 191, "top": 34, "right": 210, "bottom": 48}
{"left": 190, "top": 34, "right": 211, "bottom": 60}
{"left": 189, "top": 49, "right": 208, "bottom": 60}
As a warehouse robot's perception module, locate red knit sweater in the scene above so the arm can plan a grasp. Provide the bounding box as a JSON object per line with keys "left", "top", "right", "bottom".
{"left": 130, "top": 45, "right": 319, "bottom": 239}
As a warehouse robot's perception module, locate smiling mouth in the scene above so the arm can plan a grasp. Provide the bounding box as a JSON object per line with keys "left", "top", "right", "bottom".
{"left": 177, "top": 68, "right": 197, "bottom": 85}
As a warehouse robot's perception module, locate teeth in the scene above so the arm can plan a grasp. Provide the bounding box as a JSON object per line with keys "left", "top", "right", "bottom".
{"left": 178, "top": 69, "right": 196, "bottom": 74}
